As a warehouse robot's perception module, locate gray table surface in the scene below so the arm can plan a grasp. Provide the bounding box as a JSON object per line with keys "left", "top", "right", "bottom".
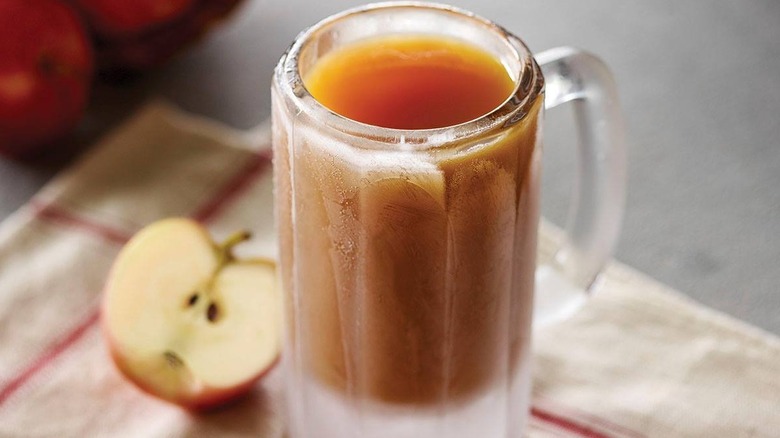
{"left": 1, "top": 1, "right": 778, "bottom": 334}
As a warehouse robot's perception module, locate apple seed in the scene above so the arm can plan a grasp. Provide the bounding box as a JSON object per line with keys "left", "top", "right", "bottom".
{"left": 206, "top": 302, "right": 219, "bottom": 323}
{"left": 163, "top": 351, "right": 184, "bottom": 368}
{"left": 186, "top": 293, "right": 199, "bottom": 307}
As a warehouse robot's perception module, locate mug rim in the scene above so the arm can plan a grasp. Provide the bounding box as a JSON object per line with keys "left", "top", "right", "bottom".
{"left": 274, "top": 1, "right": 544, "bottom": 150}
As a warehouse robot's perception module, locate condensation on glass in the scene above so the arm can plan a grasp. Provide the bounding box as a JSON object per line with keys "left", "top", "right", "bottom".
{"left": 271, "top": 3, "right": 625, "bottom": 437}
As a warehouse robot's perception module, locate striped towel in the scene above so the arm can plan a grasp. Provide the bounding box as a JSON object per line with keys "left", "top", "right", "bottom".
{"left": 0, "top": 103, "right": 777, "bottom": 437}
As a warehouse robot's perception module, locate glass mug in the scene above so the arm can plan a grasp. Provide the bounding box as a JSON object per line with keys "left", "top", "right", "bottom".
{"left": 271, "top": 2, "right": 625, "bottom": 437}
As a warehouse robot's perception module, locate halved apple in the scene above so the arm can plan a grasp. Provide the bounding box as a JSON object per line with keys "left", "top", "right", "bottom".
{"left": 102, "top": 218, "right": 279, "bottom": 410}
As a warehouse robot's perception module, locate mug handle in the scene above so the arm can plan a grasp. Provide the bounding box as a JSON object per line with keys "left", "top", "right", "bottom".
{"left": 533, "top": 47, "right": 627, "bottom": 326}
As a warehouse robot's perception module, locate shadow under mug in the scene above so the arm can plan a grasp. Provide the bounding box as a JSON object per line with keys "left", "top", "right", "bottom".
{"left": 272, "top": 2, "right": 626, "bottom": 437}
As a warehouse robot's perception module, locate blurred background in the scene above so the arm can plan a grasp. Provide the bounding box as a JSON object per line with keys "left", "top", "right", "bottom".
{"left": 1, "top": 0, "right": 779, "bottom": 333}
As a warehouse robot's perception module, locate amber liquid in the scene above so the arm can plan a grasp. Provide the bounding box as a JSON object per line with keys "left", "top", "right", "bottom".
{"left": 304, "top": 36, "right": 516, "bottom": 129}
{"left": 276, "top": 35, "right": 542, "bottom": 407}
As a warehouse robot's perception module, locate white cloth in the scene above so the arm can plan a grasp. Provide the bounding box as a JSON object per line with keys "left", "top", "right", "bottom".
{"left": 0, "top": 103, "right": 776, "bottom": 437}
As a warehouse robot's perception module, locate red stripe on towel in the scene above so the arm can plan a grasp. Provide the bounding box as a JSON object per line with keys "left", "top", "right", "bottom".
{"left": 191, "top": 151, "right": 272, "bottom": 223}
{"left": 31, "top": 202, "right": 133, "bottom": 245}
{"left": 535, "top": 399, "right": 646, "bottom": 438}
{"left": 531, "top": 407, "right": 616, "bottom": 438}
{"left": 0, "top": 310, "right": 101, "bottom": 406}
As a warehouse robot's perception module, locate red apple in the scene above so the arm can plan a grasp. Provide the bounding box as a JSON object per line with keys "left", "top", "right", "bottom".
{"left": 0, "top": 0, "right": 93, "bottom": 158}
{"left": 102, "top": 218, "right": 280, "bottom": 410}
{"left": 71, "top": 0, "right": 196, "bottom": 38}
{"left": 70, "top": 0, "right": 245, "bottom": 71}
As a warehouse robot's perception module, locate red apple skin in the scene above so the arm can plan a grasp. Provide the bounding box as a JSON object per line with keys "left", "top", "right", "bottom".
{"left": 102, "top": 315, "right": 280, "bottom": 411}
{"left": 106, "top": 336, "right": 279, "bottom": 410}
{"left": 89, "top": 0, "right": 246, "bottom": 71}
{"left": 0, "top": 0, "right": 93, "bottom": 158}
{"left": 71, "top": 0, "right": 196, "bottom": 38}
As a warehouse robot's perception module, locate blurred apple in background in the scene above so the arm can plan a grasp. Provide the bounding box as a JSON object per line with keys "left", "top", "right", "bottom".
{"left": 0, "top": 0, "right": 246, "bottom": 159}
{"left": 72, "top": 0, "right": 198, "bottom": 38}
{"left": 72, "top": 0, "right": 245, "bottom": 71}
{"left": 0, "top": 0, "right": 93, "bottom": 158}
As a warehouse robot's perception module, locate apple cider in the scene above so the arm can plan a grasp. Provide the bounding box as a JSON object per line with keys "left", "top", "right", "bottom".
{"left": 303, "top": 36, "right": 516, "bottom": 130}
{"left": 273, "top": 6, "right": 545, "bottom": 435}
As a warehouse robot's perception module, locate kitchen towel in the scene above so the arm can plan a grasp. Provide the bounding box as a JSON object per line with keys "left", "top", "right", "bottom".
{"left": 0, "top": 103, "right": 777, "bottom": 438}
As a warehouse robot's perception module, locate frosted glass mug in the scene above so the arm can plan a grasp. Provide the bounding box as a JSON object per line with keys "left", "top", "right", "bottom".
{"left": 271, "top": 3, "right": 625, "bottom": 437}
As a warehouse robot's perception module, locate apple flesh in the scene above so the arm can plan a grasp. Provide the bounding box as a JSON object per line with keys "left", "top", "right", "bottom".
{"left": 0, "top": 0, "right": 93, "bottom": 158}
{"left": 102, "top": 218, "right": 279, "bottom": 410}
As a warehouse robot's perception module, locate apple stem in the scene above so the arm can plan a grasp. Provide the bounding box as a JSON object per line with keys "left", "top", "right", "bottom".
{"left": 218, "top": 230, "right": 252, "bottom": 264}
{"left": 196, "top": 230, "right": 252, "bottom": 323}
